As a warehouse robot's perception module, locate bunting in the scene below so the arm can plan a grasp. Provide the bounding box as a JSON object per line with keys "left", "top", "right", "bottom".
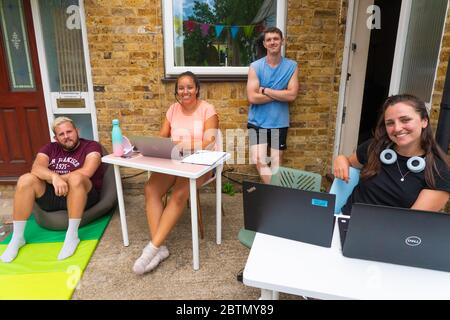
{"left": 173, "top": 16, "right": 183, "bottom": 35}
{"left": 230, "top": 26, "right": 240, "bottom": 39}
{"left": 178, "top": 20, "right": 261, "bottom": 39}
{"left": 214, "top": 25, "right": 224, "bottom": 38}
{"left": 200, "top": 23, "right": 210, "bottom": 37}
{"left": 184, "top": 20, "right": 196, "bottom": 33}
{"left": 243, "top": 25, "right": 255, "bottom": 38}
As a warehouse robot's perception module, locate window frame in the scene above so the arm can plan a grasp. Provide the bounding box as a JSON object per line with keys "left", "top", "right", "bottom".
{"left": 162, "top": 0, "right": 287, "bottom": 77}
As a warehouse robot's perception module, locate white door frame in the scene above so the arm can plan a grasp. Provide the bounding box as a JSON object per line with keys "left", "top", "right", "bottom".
{"left": 30, "top": 0, "right": 98, "bottom": 141}
{"left": 333, "top": 0, "right": 373, "bottom": 159}
{"left": 387, "top": 0, "right": 412, "bottom": 97}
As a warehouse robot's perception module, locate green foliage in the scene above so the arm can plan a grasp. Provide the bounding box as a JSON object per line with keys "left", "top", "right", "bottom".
{"left": 182, "top": 0, "right": 265, "bottom": 67}
{"left": 222, "top": 181, "right": 236, "bottom": 196}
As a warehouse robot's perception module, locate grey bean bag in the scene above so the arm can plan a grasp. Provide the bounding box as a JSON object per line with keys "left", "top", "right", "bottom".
{"left": 33, "top": 153, "right": 117, "bottom": 231}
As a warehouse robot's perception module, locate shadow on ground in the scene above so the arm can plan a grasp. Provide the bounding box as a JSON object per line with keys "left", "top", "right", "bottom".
{"left": 72, "top": 192, "right": 302, "bottom": 300}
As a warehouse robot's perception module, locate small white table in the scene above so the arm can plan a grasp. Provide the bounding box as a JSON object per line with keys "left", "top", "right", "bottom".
{"left": 102, "top": 153, "right": 230, "bottom": 270}
{"left": 243, "top": 220, "right": 450, "bottom": 299}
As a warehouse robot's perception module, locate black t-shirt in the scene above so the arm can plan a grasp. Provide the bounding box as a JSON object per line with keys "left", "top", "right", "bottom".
{"left": 341, "top": 139, "right": 450, "bottom": 215}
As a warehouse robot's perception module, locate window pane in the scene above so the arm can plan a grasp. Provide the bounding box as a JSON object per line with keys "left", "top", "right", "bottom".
{"left": 173, "top": 0, "right": 276, "bottom": 67}
{"left": 0, "top": 0, "right": 35, "bottom": 91}
{"left": 58, "top": 113, "right": 93, "bottom": 140}
{"left": 399, "top": 0, "right": 447, "bottom": 102}
{"left": 38, "top": 0, "right": 87, "bottom": 92}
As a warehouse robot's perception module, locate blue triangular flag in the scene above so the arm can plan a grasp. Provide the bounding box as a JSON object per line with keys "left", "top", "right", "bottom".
{"left": 230, "top": 26, "right": 239, "bottom": 39}
{"left": 215, "top": 25, "right": 224, "bottom": 38}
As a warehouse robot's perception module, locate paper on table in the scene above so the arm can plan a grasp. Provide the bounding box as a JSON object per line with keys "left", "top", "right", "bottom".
{"left": 181, "top": 150, "right": 227, "bottom": 165}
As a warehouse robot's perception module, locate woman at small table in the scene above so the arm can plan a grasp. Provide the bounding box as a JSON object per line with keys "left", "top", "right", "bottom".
{"left": 333, "top": 94, "right": 450, "bottom": 215}
{"left": 133, "top": 71, "right": 219, "bottom": 274}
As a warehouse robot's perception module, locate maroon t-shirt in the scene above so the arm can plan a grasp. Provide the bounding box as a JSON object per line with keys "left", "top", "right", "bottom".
{"left": 38, "top": 138, "right": 104, "bottom": 191}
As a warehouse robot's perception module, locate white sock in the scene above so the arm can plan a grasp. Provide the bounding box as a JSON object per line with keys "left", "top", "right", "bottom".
{"left": 1, "top": 220, "right": 27, "bottom": 263}
{"left": 133, "top": 241, "right": 159, "bottom": 275}
{"left": 144, "top": 246, "right": 170, "bottom": 273}
{"left": 58, "top": 218, "right": 81, "bottom": 260}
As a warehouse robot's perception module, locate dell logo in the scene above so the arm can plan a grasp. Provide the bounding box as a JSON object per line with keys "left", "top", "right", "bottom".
{"left": 405, "top": 236, "right": 422, "bottom": 246}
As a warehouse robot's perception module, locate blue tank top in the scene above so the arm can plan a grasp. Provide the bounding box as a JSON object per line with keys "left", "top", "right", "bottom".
{"left": 248, "top": 56, "right": 297, "bottom": 128}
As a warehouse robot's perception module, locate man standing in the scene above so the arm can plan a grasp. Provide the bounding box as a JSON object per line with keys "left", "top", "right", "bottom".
{"left": 1, "top": 117, "right": 104, "bottom": 262}
{"left": 247, "top": 27, "right": 299, "bottom": 183}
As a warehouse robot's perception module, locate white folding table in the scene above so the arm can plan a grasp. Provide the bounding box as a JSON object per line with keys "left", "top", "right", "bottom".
{"left": 102, "top": 153, "right": 230, "bottom": 270}
{"left": 244, "top": 219, "right": 450, "bottom": 299}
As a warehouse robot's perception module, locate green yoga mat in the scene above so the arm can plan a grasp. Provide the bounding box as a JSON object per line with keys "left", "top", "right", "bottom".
{"left": 0, "top": 213, "right": 112, "bottom": 300}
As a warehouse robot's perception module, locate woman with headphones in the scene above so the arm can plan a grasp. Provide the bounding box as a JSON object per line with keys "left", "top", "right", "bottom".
{"left": 334, "top": 94, "right": 450, "bottom": 215}
{"left": 133, "top": 71, "right": 219, "bottom": 274}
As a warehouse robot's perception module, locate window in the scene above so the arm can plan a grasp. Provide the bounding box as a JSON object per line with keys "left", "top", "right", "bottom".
{"left": 162, "top": 0, "right": 287, "bottom": 76}
{"left": 398, "top": 0, "right": 448, "bottom": 104}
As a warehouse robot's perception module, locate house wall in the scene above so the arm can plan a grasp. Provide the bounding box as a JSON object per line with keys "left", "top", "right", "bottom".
{"left": 83, "top": 0, "right": 346, "bottom": 184}
{"left": 3, "top": 0, "right": 449, "bottom": 196}
{"left": 432, "top": 7, "right": 450, "bottom": 141}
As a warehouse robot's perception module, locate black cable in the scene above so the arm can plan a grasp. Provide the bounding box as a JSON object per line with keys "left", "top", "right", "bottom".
{"left": 121, "top": 171, "right": 147, "bottom": 180}
{"left": 222, "top": 173, "right": 243, "bottom": 185}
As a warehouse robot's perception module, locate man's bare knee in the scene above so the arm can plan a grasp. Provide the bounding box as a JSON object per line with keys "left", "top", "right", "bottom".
{"left": 67, "top": 173, "right": 89, "bottom": 189}
{"left": 17, "top": 173, "right": 41, "bottom": 189}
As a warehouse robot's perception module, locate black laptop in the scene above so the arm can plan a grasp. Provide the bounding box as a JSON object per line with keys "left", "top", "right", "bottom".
{"left": 341, "top": 203, "right": 450, "bottom": 273}
{"left": 243, "top": 181, "right": 336, "bottom": 248}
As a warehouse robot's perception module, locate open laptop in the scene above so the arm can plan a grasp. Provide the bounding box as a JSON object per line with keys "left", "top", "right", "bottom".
{"left": 243, "top": 181, "right": 336, "bottom": 247}
{"left": 341, "top": 203, "right": 450, "bottom": 273}
{"left": 130, "top": 136, "right": 183, "bottom": 160}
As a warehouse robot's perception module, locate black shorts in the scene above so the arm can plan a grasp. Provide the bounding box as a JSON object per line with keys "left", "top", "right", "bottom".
{"left": 247, "top": 123, "right": 288, "bottom": 150}
{"left": 35, "top": 183, "right": 99, "bottom": 212}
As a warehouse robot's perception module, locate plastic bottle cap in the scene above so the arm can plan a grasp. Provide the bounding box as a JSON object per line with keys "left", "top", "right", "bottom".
{"left": 112, "top": 119, "right": 119, "bottom": 125}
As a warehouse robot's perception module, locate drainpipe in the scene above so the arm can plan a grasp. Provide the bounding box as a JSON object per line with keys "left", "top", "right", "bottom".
{"left": 436, "top": 57, "right": 450, "bottom": 153}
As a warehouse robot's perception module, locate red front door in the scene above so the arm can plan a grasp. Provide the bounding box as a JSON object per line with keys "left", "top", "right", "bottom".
{"left": 0, "top": 0, "right": 50, "bottom": 178}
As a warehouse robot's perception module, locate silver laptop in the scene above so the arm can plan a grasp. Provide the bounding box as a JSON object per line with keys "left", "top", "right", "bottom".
{"left": 243, "top": 181, "right": 336, "bottom": 247}
{"left": 342, "top": 203, "right": 450, "bottom": 273}
{"left": 130, "top": 136, "right": 182, "bottom": 160}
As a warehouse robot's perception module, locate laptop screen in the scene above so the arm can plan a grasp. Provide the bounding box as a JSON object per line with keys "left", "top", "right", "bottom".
{"left": 343, "top": 203, "right": 450, "bottom": 272}
{"left": 243, "top": 181, "right": 336, "bottom": 247}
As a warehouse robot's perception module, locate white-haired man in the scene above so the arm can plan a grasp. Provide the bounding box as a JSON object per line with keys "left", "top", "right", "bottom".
{"left": 1, "top": 117, "right": 104, "bottom": 262}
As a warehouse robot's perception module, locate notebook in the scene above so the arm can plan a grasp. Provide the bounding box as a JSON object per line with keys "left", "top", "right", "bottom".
{"left": 181, "top": 150, "right": 227, "bottom": 166}
{"left": 243, "top": 181, "right": 336, "bottom": 247}
{"left": 342, "top": 203, "right": 450, "bottom": 272}
{"left": 130, "top": 136, "right": 182, "bottom": 160}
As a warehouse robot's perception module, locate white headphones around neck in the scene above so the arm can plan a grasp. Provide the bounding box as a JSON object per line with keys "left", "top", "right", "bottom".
{"left": 379, "top": 146, "right": 426, "bottom": 173}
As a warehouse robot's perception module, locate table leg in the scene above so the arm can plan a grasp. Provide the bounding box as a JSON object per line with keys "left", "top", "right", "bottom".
{"left": 189, "top": 178, "right": 199, "bottom": 270}
{"left": 259, "top": 289, "right": 279, "bottom": 300}
{"left": 216, "top": 164, "right": 222, "bottom": 245}
{"left": 113, "top": 164, "right": 129, "bottom": 246}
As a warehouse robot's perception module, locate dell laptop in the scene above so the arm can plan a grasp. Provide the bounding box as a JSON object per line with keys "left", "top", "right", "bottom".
{"left": 243, "top": 181, "right": 336, "bottom": 247}
{"left": 130, "top": 136, "right": 182, "bottom": 160}
{"left": 342, "top": 203, "right": 450, "bottom": 273}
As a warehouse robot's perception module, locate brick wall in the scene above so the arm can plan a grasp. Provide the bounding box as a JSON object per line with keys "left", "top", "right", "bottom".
{"left": 431, "top": 8, "right": 450, "bottom": 212}
{"left": 84, "top": 0, "right": 345, "bottom": 186}
{"left": 431, "top": 8, "right": 450, "bottom": 133}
